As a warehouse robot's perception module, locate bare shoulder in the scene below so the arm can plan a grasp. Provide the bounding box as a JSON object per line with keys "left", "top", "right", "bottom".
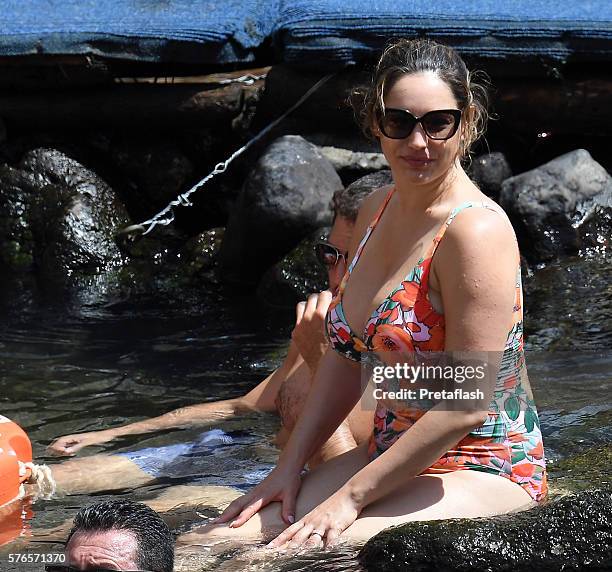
{"left": 435, "top": 202, "right": 519, "bottom": 278}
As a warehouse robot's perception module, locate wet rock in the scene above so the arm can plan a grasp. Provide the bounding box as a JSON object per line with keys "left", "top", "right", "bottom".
{"left": 469, "top": 151, "right": 512, "bottom": 200}
{"left": 21, "top": 148, "right": 130, "bottom": 281}
{"left": 256, "top": 227, "right": 329, "bottom": 308}
{"left": 360, "top": 487, "right": 612, "bottom": 572}
{"left": 256, "top": 170, "right": 394, "bottom": 306}
{"left": 0, "top": 165, "right": 37, "bottom": 271}
{"left": 317, "top": 146, "right": 388, "bottom": 174}
{"left": 219, "top": 135, "right": 342, "bottom": 286}
{"left": 500, "top": 149, "right": 612, "bottom": 263}
{"left": 360, "top": 444, "right": 612, "bottom": 571}
{"left": 548, "top": 443, "right": 612, "bottom": 493}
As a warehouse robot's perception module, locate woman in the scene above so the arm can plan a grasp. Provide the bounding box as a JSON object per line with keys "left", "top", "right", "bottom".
{"left": 207, "top": 39, "right": 547, "bottom": 548}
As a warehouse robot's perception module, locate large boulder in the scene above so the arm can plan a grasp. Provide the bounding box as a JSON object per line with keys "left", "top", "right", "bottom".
{"left": 21, "top": 148, "right": 130, "bottom": 282}
{"left": 359, "top": 487, "right": 612, "bottom": 572}
{"left": 219, "top": 135, "right": 342, "bottom": 286}
{"left": 500, "top": 150, "right": 612, "bottom": 263}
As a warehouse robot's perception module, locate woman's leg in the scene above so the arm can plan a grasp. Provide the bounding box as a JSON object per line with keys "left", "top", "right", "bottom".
{"left": 191, "top": 443, "right": 535, "bottom": 543}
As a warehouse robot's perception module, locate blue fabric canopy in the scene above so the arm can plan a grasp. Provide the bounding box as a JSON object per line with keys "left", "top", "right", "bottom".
{"left": 274, "top": 0, "right": 612, "bottom": 67}
{"left": 0, "top": 0, "right": 280, "bottom": 64}
{"left": 0, "top": 0, "right": 610, "bottom": 67}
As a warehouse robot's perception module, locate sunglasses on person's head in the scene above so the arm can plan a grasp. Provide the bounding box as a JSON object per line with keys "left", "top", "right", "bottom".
{"left": 45, "top": 566, "right": 155, "bottom": 572}
{"left": 314, "top": 242, "right": 348, "bottom": 268}
{"left": 377, "top": 108, "right": 462, "bottom": 140}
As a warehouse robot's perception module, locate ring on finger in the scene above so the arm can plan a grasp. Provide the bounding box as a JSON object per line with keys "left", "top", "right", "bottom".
{"left": 311, "top": 530, "right": 325, "bottom": 538}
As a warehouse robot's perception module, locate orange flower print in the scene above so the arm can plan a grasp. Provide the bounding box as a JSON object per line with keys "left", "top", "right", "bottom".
{"left": 372, "top": 324, "right": 415, "bottom": 354}
{"left": 391, "top": 280, "right": 420, "bottom": 310}
{"left": 528, "top": 441, "right": 544, "bottom": 459}
{"left": 513, "top": 463, "right": 535, "bottom": 478}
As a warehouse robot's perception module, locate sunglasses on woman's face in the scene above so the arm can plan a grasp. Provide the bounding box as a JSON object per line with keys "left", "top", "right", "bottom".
{"left": 45, "top": 566, "right": 155, "bottom": 572}
{"left": 314, "top": 242, "right": 348, "bottom": 268}
{"left": 378, "top": 108, "right": 462, "bottom": 140}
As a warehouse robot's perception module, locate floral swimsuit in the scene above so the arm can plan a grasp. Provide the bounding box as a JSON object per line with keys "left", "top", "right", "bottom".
{"left": 326, "top": 187, "right": 547, "bottom": 502}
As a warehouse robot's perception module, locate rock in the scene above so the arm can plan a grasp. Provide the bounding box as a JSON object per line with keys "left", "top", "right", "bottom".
{"left": 0, "top": 165, "right": 37, "bottom": 271}
{"left": 360, "top": 487, "right": 612, "bottom": 572}
{"left": 256, "top": 227, "right": 329, "bottom": 308}
{"left": 500, "top": 149, "right": 612, "bottom": 263}
{"left": 219, "top": 135, "right": 342, "bottom": 286}
{"left": 317, "top": 146, "right": 388, "bottom": 173}
{"left": 469, "top": 151, "right": 512, "bottom": 200}
{"left": 21, "top": 148, "right": 130, "bottom": 281}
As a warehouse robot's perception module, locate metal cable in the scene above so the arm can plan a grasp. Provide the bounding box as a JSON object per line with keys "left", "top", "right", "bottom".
{"left": 120, "top": 72, "right": 334, "bottom": 237}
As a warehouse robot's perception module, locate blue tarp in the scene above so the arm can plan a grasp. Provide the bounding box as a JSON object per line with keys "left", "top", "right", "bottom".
{"left": 0, "top": 0, "right": 280, "bottom": 64}
{"left": 0, "top": 0, "right": 610, "bottom": 67}
{"left": 275, "top": 0, "right": 612, "bottom": 67}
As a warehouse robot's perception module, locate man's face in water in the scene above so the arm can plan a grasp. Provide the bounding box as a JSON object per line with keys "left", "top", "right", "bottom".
{"left": 326, "top": 215, "right": 354, "bottom": 293}
{"left": 66, "top": 529, "right": 141, "bottom": 571}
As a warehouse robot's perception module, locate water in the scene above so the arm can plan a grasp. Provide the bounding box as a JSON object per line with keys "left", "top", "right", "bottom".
{"left": 0, "top": 254, "right": 610, "bottom": 571}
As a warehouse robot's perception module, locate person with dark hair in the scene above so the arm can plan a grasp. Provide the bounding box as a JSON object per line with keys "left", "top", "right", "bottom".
{"left": 47, "top": 499, "right": 174, "bottom": 572}
{"left": 202, "top": 38, "right": 546, "bottom": 546}
{"left": 48, "top": 174, "right": 389, "bottom": 470}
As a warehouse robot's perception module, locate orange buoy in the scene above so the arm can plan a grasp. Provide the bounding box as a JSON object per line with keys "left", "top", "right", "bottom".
{"left": 0, "top": 416, "right": 33, "bottom": 507}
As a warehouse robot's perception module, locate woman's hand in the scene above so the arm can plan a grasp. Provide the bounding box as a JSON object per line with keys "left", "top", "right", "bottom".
{"left": 267, "top": 487, "right": 361, "bottom": 550}
{"left": 214, "top": 465, "right": 302, "bottom": 528}
{"left": 48, "top": 429, "right": 117, "bottom": 455}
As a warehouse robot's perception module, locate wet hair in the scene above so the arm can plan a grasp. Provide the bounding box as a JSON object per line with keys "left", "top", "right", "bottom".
{"left": 353, "top": 38, "right": 489, "bottom": 159}
{"left": 332, "top": 170, "right": 394, "bottom": 223}
{"left": 67, "top": 499, "right": 174, "bottom": 572}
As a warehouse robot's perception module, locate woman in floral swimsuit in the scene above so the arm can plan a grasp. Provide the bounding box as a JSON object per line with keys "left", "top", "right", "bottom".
{"left": 210, "top": 38, "right": 547, "bottom": 546}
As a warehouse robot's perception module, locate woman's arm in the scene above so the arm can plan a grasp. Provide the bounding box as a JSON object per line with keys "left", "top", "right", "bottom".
{"left": 216, "top": 348, "right": 363, "bottom": 526}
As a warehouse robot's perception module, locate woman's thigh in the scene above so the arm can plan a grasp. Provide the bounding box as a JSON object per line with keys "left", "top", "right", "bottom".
{"left": 197, "top": 454, "right": 534, "bottom": 543}
{"left": 344, "top": 470, "right": 535, "bottom": 541}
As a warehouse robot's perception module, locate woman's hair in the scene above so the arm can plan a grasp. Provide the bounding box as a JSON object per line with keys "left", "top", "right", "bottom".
{"left": 353, "top": 38, "right": 490, "bottom": 159}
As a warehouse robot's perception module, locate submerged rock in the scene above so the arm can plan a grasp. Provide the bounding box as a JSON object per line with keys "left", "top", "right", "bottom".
{"left": 469, "top": 151, "right": 512, "bottom": 200}
{"left": 360, "top": 487, "right": 612, "bottom": 571}
{"left": 500, "top": 149, "right": 612, "bottom": 263}
{"left": 219, "top": 135, "right": 342, "bottom": 286}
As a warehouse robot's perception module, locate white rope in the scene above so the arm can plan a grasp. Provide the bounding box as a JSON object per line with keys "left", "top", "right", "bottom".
{"left": 22, "top": 462, "right": 57, "bottom": 500}
{"left": 125, "top": 73, "right": 334, "bottom": 237}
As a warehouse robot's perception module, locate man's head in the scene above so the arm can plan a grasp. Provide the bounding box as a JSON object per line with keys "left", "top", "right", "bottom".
{"left": 65, "top": 500, "right": 174, "bottom": 572}
{"left": 324, "top": 170, "right": 393, "bottom": 291}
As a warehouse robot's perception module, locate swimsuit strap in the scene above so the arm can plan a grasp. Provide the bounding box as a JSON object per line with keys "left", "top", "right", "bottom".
{"left": 346, "top": 186, "right": 396, "bottom": 274}
{"left": 421, "top": 201, "right": 503, "bottom": 294}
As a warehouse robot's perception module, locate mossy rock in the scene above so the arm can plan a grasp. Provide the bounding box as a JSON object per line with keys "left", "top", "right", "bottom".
{"left": 360, "top": 487, "right": 612, "bottom": 571}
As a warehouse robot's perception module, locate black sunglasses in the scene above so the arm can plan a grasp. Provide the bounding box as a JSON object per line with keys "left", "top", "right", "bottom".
{"left": 314, "top": 242, "right": 348, "bottom": 268}
{"left": 45, "top": 566, "right": 155, "bottom": 572}
{"left": 378, "top": 108, "right": 462, "bottom": 140}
